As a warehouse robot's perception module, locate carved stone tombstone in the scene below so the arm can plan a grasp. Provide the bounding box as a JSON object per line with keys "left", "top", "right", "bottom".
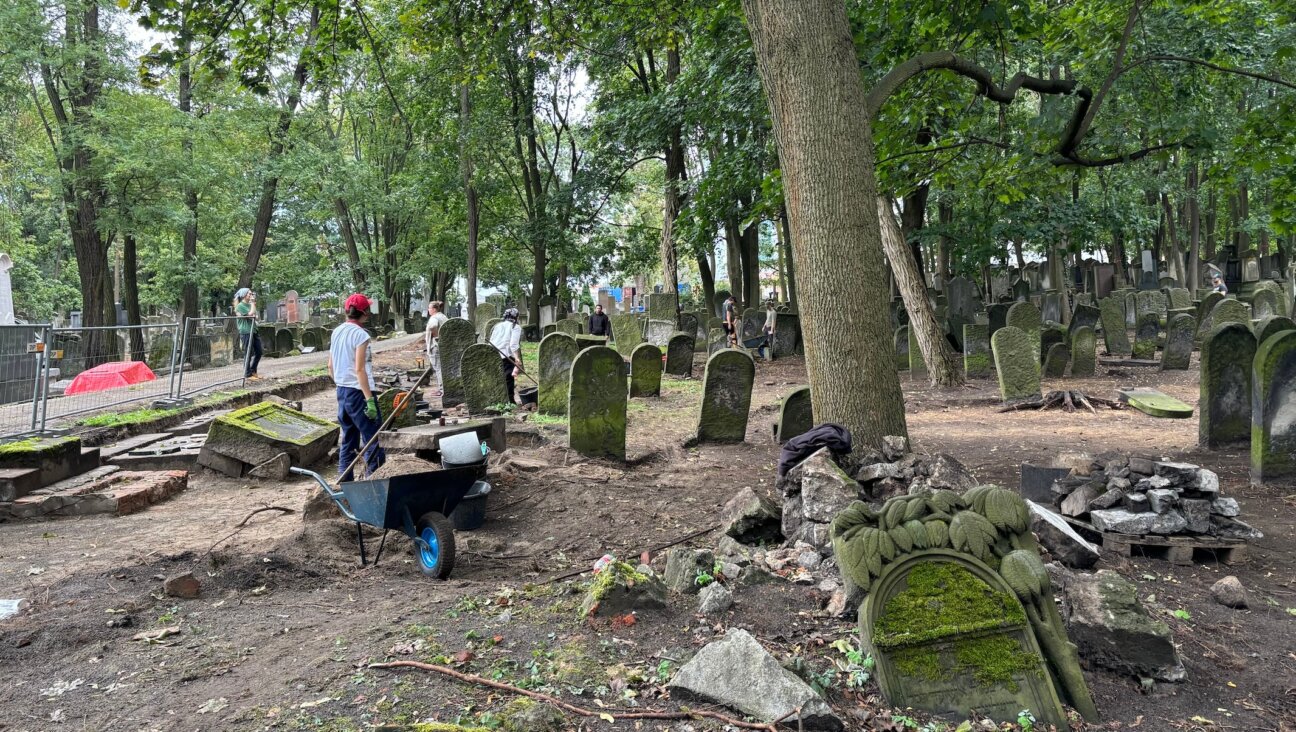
{"left": 1043, "top": 343, "right": 1070, "bottom": 378}
{"left": 1006, "top": 302, "right": 1042, "bottom": 361}
{"left": 696, "top": 349, "right": 755, "bottom": 443}
{"left": 1254, "top": 316, "right": 1296, "bottom": 346}
{"left": 1200, "top": 323, "right": 1257, "bottom": 449}
{"left": 834, "top": 487, "right": 1096, "bottom": 729}
{"left": 462, "top": 343, "right": 507, "bottom": 413}
{"left": 1251, "top": 330, "right": 1296, "bottom": 483}
{"left": 438, "top": 318, "right": 476, "bottom": 407}
{"left": 1198, "top": 298, "right": 1251, "bottom": 345}
{"left": 665, "top": 332, "right": 695, "bottom": 377}
{"left": 538, "top": 332, "right": 579, "bottom": 415}
{"left": 1098, "top": 297, "right": 1131, "bottom": 356}
{"left": 1070, "top": 326, "right": 1097, "bottom": 377}
{"left": 894, "top": 326, "right": 910, "bottom": 371}
{"left": 284, "top": 290, "right": 300, "bottom": 323}
{"left": 1133, "top": 313, "right": 1160, "bottom": 360}
{"left": 963, "top": 324, "right": 991, "bottom": 379}
{"left": 610, "top": 312, "right": 643, "bottom": 358}
{"left": 991, "top": 326, "right": 1040, "bottom": 403}
{"left": 775, "top": 385, "right": 812, "bottom": 443}
{"left": 908, "top": 326, "right": 927, "bottom": 381}
{"left": 1160, "top": 313, "right": 1195, "bottom": 371}
{"left": 568, "top": 346, "right": 627, "bottom": 460}
{"left": 629, "top": 343, "right": 663, "bottom": 398}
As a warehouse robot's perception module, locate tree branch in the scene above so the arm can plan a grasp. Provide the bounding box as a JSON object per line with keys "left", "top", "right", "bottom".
{"left": 1131, "top": 55, "right": 1296, "bottom": 92}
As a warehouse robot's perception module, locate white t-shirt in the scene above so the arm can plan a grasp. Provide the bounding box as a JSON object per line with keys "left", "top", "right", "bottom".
{"left": 425, "top": 312, "right": 448, "bottom": 353}
{"left": 330, "top": 322, "right": 375, "bottom": 391}
{"left": 489, "top": 320, "right": 522, "bottom": 359}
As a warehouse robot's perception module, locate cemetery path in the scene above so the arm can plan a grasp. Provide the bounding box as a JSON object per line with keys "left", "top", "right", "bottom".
{"left": 1, "top": 347, "right": 1294, "bottom": 730}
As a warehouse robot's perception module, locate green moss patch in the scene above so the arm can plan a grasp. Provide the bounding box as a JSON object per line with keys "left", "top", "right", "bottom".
{"left": 874, "top": 561, "right": 1026, "bottom": 649}
{"left": 0, "top": 435, "right": 79, "bottom": 455}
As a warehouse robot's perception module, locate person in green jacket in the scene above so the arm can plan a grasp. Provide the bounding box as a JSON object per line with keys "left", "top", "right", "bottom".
{"left": 234, "top": 288, "right": 263, "bottom": 380}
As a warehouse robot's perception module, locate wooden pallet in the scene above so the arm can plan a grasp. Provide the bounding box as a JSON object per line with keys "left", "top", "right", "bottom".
{"left": 1061, "top": 515, "right": 1248, "bottom": 565}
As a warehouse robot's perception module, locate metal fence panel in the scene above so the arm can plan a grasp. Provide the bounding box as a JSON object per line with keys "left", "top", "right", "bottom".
{"left": 39, "top": 323, "right": 181, "bottom": 430}
{"left": 174, "top": 316, "right": 253, "bottom": 399}
{"left": 0, "top": 324, "right": 49, "bottom": 439}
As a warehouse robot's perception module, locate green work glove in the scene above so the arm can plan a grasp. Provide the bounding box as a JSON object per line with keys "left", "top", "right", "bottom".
{"left": 364, "top": 397, "right": 379, "bottom": 422}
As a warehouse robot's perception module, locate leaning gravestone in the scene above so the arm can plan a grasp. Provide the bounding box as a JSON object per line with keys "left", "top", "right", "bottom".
{"left": 1196, "top": 291, "right": 1224, "bottom": 323}
{"left": 1006, "top": 302, "right": 1042, "bottom": 361}
{"left": 1040, "top": 290, "right": 1062, "bottom": 324}
{"left": 1165, "top": 287, "right": 1193, "bottom": 311}
{"left": 480, "top": 317, "right": 502, "bottom": 342}
{"left": 665, "top": 332, "right": 695, "bottom": 377}
{"left": 1070, "top": 326, "right": 1097, "bottom": 377}
{"left": 963, "top": 324, "right": 991, "bottom": 379}
{"left": 1098, "top": 297, "right": 1132, "bottom": 356}
{"left": 1133, "top": 313, "right": 1160, "bottom": 359}
{"left": 992, "top": 326, "right": 1040, "bottom": 403}
{"left": 894, "top": 326, "right": 910, "bottom": 371}
{"left": 706, "top": 327, "right": 727, "bottom": 355}
{"left": 475, "top": 302, "right": 499, "bottom": 323}
{"left": 438, "top": 318, "right": 476, "bottom": 407}
{"left": 696, "top": 349, "right": 755, "bottom": 444}
{"left": 646, "top": 293, "right": 678, "bottom": 323}
{"left": 610, "top": 313, "right": 643, "bottom": 358}
{"left": 1251, "top": 330, "right": 1296, "bottom": 483}
{"left": 1070, "top": 303, "right": 1100, "bottom": 333}
{"left": 462, "top": 343, "right": 507, "bottom": 413}
{"left": 629, "top": 343, "right": 663, "bottom": 398}
{"left": 1198, "top": 298, "right": 1251, "bottom": 345}
{"left": 678, "top": 312, "right": 699, "bottom": 346}
{"left": 835, "top": 488, "right": 1096, "bottom": 729}
{"left": 568, "top": 346, "right": 627, "bottom": 460}
{"left": 1160, "top": 313, "right": 1195, "bottom": 371}
{"left": 1043, "top": 344, "right": 1070, "bottom": 378}
{"left": 538, "top": 332, "right": 579, "bottom": 415}
{"left": 1254, "top": 316, "right": 1296, "bottom": 346}
{"left": 1199, "top": 323, "right": 1256, "bottom": 449}
{"left": 1040, "top": 325, "right": 1066, "bottom": 366}
{"left": 199, "top": 401, "right": 338, "bottom": 477}
{"left": 946, "top": 276, "right": 978, "bottom": 349}
{"left": 908, "top": 326, "right": 927, "bottom": 381}
{"left": 1251, "top": 289, "right": 1279, "bottom": 319}
{"left": 775, "top": 386, "right": 812, "bottom": 442}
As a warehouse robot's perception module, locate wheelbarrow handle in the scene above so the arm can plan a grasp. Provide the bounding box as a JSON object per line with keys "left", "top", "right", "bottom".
{"left": 290, "top": 466, "right": 361, "bottom": 523}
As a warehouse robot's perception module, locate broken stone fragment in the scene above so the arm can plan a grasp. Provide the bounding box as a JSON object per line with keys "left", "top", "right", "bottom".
{"left": 697, "top": 582, "right": 734, "bottom": 616}
{"left": 1107, "top": 476, "right": 1132, "bottom": 492}
{"left": 1088, "top": 489, "right": 1124, "bottom": 511}
{"left": 923, "top": 453, "right": 977, "bottom": 491}
{"left": 1210, "top": 497, "right": 1240, "bottom": 517}
{"left": 1124, "top": 493, "right": 1150, "bottom": 513}
{"left": 1060, "top": 484, "right": 1099, "bottom": 517}
{"left": 580, "top": 562, "right": 668, "bottom": 617}
{"left": 1210, "top": 576, "right": 1248, "bottom": 609}
{"left": 1179, "top": 499, "right": 1211, "bottom": 533}
{"left": 1146, "top": 488, "right": 1177, "bottom": 514}
{"left": 720, "top": 487, "right": 782, "bottom": 545}
{"left": 663, "top": 548, "right": 715, "bottom": 595}
{"left": 1090, "top": 508, "right": 1186, "bottom": 535}
{"left": 1058, "top": 569, "right": 1186, "bottom": 682}
{"left": 881, "top": 435, "right": 908, "bottom": 461}
{"left": 1128, "top": 457, "right": 1156, "bottom": 476}
{"left": 854, "top": 462, "right": 901, "bottom": 483}
{"left": 1135, "top": 475, "right": 1174, "bottom": 492}
{"left": 1193, "top": 469, "right": 1220, "bottom": 495}
{"left": 1210, "top": 516, "right": 1263, "bottom": 541}
{"left": 1028, "top": 500, "right": 1100, "bottom": 569}
{"left": 163, "top": 572, "right": 201, "bottom": 599}
{"left": 248, "top": 452, "right": 291, "bottom": 480}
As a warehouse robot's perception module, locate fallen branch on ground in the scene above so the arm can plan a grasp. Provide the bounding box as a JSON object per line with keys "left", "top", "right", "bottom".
{"left": 368, "top": 659, "right": 779, "bottom": 730}
{"left": 204, "top": 505, "right": 296, "bottom": 556}
{"left": 998, "top": 390, "right": 1125, "bottom": 414}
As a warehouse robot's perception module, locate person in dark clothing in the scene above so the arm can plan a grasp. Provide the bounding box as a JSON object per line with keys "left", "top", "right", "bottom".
{"left": 723, "top": 294, "right": 739, "bottom": 348}
{"left": 588, "top": 304, "right": 611, "bottom": 337}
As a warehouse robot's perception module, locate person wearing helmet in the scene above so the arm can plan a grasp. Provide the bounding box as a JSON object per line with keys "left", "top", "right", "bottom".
{"left": 328, "top": 294, "right": 386, "bottom": 480}
{"left": 233, "top": 287, "right": 263, "bottom": 381}
{"left": 489, "top": 307, "right": 524, "bottom": 403}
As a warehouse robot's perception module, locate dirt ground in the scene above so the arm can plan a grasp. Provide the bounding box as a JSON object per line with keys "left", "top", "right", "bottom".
{"left": 1, "top": 339, "right": 1294, "bottom": 732}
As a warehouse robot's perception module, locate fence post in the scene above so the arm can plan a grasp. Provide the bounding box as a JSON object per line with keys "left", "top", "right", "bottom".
{"left": 28, "top": 325, "right": 47, "bottom": 432}
{"left": 172, "top": 319, "right": 191, "bottom": 399}
{"left": 167, "top": 321, "right": 184, "bottom": 399}
{"left": 38, "top": 327, "right": 52, "bottom": 433}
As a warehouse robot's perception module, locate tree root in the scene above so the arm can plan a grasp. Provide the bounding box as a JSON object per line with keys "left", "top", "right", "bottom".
{"left": 369, "top": 659, "right": 781, "bottom": 730}
{"left": 998, "top": 390, "right": 1124, "bottom": 414}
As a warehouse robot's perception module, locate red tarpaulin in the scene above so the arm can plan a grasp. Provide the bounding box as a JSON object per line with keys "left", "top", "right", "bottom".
{"left": 64, "top": 361, "right": 157, "bottom": 396}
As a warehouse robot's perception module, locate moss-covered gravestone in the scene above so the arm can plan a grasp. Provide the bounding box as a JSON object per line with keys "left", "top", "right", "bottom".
{"left": 1039, "top": 324, "right": 1066, "bottom": 366}
{"left": 1160, "top": 313, "right": 1194, "bottom": 371}
{"left": 1070, "top": 326, "right": 1096, "bottom": 377}
{"left": 894, "top": 326, "right": 910, "bottom": 371}
{"left": 696, "top": 349, "right": 755, "bottom": 444}
{"left": 1071, "top": 303, "right": 1100, "bottom": 333}
{"left": 908, "top": 326, "right": 927, "bottom": 380}
{"left": 1135, "top": 290, "right": 1165, "bottom": 323}
{"left": 1165, "top": 287, "right": 1192, "bottom": 310}
{"left": 646, "top": 293, "right": 678, "bottom": 323}
{"left": 301, "top": 328, "right": 322, "bottom": 351}
{"left": 665, "top": 332, "right": 695, "bottom": 377}
{"left": 568, "top": 346, "right": 627, "bottom": 460}
{"left": 1006, "top": 302, "right": 1042, "bottom": 361}
{"left": 775, "top": 385, "right": 812, "bottom": 442}
{"left": 610, "top": 313, "right": 643, "bottom": 358}
{"left": 1251, "top": 289, "right": 1279, "bottom": 319}
{"left": 375, "top": 388, "right": 418, "bottom": 428}
{"left": 554, "top": 319, "right": 581, "bottom": 336}
{"left": 1196, "top": 295, "right": 1246, "bottom": 344}
{"left": 1196, "top": 291, "right": 1223, "bottom": 322}
{"left": 706, "top": 327, "right": 727, "bottom": 355}
{"left": 438, "top": 318, "right": 476, "bottom": 407}
{"left": 474, "top": 302, "right": 498, "bottom": 330}
{"left": 201, "top": 401, "right": 338, "bottom": 474}
{"left": 1255, "top": 316, "right": 1296, "bottom": 346}
{"left": 834, "top": 487, "right": 1096, "bottom": 728}
{"left": 645, "top": 319, "right": 675, "bottom": 347}
{"left": 1098, "top": 297, "right": 1132, "bottom": 356}
{"left": 963, "top": 324, "right": 991, "bottom": 379}
{"left": 462, "top": 343, "right": 506, "bottom": 413}
{"left": 987, "top": 303, "right": 1009, "bottom": 337}
{"left": 629, "top": 343, "right": 662, "bottom": 398}
{"left": 538, "top": 332, "right": 579, "bottom": 415}
{"left": 992, "top": 326, "right": 1040, "bottom": 403}
{"left": 276, "top": 328, "right": 297, "bottom": 357}
{"left": 1133, "top": 313, "right": 1159, "bottom": 359}
{"left": 678, "top": 312, "right": 699, "bottom": 345}
{"left": 1043, "top": 344, "right": 1070, "bottom": 378}
{"left": 480, "top": 317, "right": 503, "bottom": 341}
{"left": 1251, "top": 330, "right": 1296, "bottom": 483}
{"left": 1200, "top": 323, "right": 1256, "bottom": 449}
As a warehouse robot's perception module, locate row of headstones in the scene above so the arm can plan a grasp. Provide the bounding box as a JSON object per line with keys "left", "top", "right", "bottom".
{"left": 255, "top": 324, "right": 332, "bottom": 358}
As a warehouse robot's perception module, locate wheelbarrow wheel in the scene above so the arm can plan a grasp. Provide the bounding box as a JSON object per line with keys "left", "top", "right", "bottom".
{"left": 414, "top": 511, "right": 456, "bottom": 579}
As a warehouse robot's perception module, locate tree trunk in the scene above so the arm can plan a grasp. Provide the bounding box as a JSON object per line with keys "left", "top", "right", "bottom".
{"left": 1161, "top": 192, "right": 1185, "bottom": 284}
{"left": 122, "top": 234, "right": 145, "bottom": 361}
{"left": 901, "top": 183, "right": 929, "bottom": 282}
{"left": 334, "top": 199, "right": 366, "bottom": 287}
{"left": 775, "top": 222, "right": 788, "bottom": 301}
{"left": 179, "top": 33, "right": 199, "bottom": 322}
{"left": 780, "top": 209, "right": 797, "bottom": 306}
{"left": 458, "top": 48, "right": 479, "bottom": 323}
{"left": 743, "top": 0, "right": 908, "bottom": 447}
{"left": 696, "top": 252, "right": 716, "bottom": 309}
{"left": 725, "top": 215, "right": 744, "bottom": 305}
{"left": 1187, "top": 162, "right": 1201, "bottom": 295}
{"left": 937, "top": 200, "right": 953, "bottom": 292}
{"left": 236, "top": 5, "right": 320, "bottom": 290}
{"left": 740, "top": 219, "right": 760, "bottom": 306}
{"left": 880, "top": 198, "right": 963, "bottom": 387}
{"left": 659, "top": 46, "right": 683, "bottom": 297}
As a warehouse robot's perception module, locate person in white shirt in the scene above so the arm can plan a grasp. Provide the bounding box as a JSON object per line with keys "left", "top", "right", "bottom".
{"left": 328, "top": 294, "right": 386, "bottom": 480}
{"left": 489, "top": 307, "right": 524, "bottom": 403}
{"left": 424, "top": 300, "right": 449, "bottom": 396}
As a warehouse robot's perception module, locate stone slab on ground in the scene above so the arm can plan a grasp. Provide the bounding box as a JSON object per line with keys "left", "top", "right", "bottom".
{"left": 204, "top": 401, "right": 338, "bottom": 469}
{"left": 108, "top": 434, "right": 206, "bottom": 471}
{"left": 375, "top": 418, "right": 507, "bottom": 455}
{"left": 1118, "top": 387, "right": 1193, "bottom": 418}
{"left": 98, "top": 433, "right": 171, "bottom": 460}
{"left": 166, "top": 410, "right": 232, "bottom": 436}
{"left": 667, "top": 628, "right": 841, "bottom": 730}
{"left": 1057, "top": 568, "right": 1186, "bottom": 682}
{"left": 0, "top": 435, "right": 87, "bottom": 488}
{"left": 4, "top": 469, "right": 185, "bottom": 519}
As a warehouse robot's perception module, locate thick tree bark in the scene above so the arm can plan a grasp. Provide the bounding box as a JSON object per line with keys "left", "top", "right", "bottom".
{"left": 724, "top": 214, "right": 744, "bottom": 306}
{"left": 659, "top": 46, "right": 684, "bottom": 297}
{"left": 122, "top": 234, "right": 145, "bottom": 361}
{"left": 696, "top": 252, "right": 716, "bottom": 309}
{"left": 743, "top": 0, "right": 908, "bottom": 447}
{"left": 1187, "top": 163, "right": 1201, "bottom": 295}
{"left": 334, "top": 199, "right": 366, "bottom": 288}
{"left": 740, "top": 219, "right": 760, "bottom": 306}
{"left": 937, "top": 200, "right": 953, "bottom": 291}
{"left": 880, "top": 198, "right": 963, "bottom": 387}
{"left": 458, "top": 42, "right": 479, "bottom": 323}
{"left": 179, "top": 32, "right": 199, "bottom": 323}
{"left": 901, "top": 183, "right": 928, "bottom": 279}
{"left": 237, "top": 5, "right": 320, "bottom": 290}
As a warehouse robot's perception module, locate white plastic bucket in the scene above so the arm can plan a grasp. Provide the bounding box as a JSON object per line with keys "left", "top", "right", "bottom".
{"left": 440, "top": 431, "right": 487, "bottom": 466}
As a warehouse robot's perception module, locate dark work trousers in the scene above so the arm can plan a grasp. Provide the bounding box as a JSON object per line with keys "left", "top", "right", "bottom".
{"left": 501, "top": 357, "right": 517, "bottom": 403}
{"left": 240, "top": 332, "right": 263, "bottom": 377}
{"left": 337, "top": 386, "right": 386, "bottom": 481}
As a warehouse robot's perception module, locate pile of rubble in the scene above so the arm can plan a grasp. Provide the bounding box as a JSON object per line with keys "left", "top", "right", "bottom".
{"left": 1050, "top": 455, "right": 1261, "bottom": 540}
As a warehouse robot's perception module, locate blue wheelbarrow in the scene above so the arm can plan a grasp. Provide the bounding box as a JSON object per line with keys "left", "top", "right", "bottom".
{"left": 290, "top": 465, "right": 484, "bottom": 579}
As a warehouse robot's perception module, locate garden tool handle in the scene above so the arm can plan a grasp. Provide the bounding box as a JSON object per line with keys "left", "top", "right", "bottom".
{"left": 335, "top": 360, "right": 437, "bottom": 489}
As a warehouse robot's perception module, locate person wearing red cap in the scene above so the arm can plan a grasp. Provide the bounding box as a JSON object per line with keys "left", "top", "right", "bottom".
{"left": 328, "top": 294, "right": 386, "bottom": 479}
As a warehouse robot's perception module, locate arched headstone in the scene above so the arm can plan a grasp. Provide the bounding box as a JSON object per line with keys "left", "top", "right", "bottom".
{"left": 538, "top": 333, "right": 579, "bottom": 415}
{"left": 1040, "top": 324, "right": 1066, "bottom": 366}
{"left": 1195, "top": 291, "right": 1224, "bottom": 327}
{"left": 1198, "top": 298, "right": 1251, "bottom": 344}
{"left": 1006, "top": 302, "right": 1042, "bottom": 361}
{"left": 629, "top": 343, "right": 662, "bottom": 398}
{"left": 568, "top": 346, "right": 627, "bottom": 460}
{"left": 481, "top": 317, "right": 503, "bottom": 341}
{"left": 992, "top": 326, "right": 1040, "bottom": 403}
{"left": 1199, "top": 323, "right": 1256, "bottom": 449}
{"left": 963, "top": 324, "right": 991, "bottom": 379}
{"left": 554, "top": 319, "right": 581, "bottom": 336}
{"left": 1252, "top": 289, "right": 1279, "bottom": 319}
{"left": 1160, "top": 313, "right": 1194, "bottom": 370}
{"left": 696, "top": 349, "right": 755, "bottom": 443}
{"left": 1254, "top": 316, "right": 1296, "bottom": 346}
{"left": 775, "top": 385, "right": 811, "bottom": 443}
{"left": 1098, "top": 297, "right": 1131, "bottom": 356}
{"left": 1043, "top": 343, "right": 1070, "bottom": 377}
{"left": 610, "top": 313, "right": 642, "bottom": 358}
{"left": 462, "top": 343, "right": 507, "bottom": 413}
{"left": 274, "top": 328, "right": 296, "bottom": 356}
{"left": 188, "top": 334, "right": 212, "bottom": 369}
{"left": 908, "top": 326, "right": 926, "bottom": 381}
{"left": 1070, "top": 326, "right": 1096, "bottom": 377}
{"left": 665, "top": 332, "right": 695, "bottom": 377}
{"left": 1133, "top": 313, "right": 1159, "bottom": 359}
{"left": 438, "top": 318, "right": 476, "bottom": 407}
{"left": 1252, "top": 330, "right": 1296, "bottom": 483}
{"left": 377, "top": 387, "right": 417, "bottom": 428}
{"left": 706, "top": 327, "right": 727, "bottom": 355}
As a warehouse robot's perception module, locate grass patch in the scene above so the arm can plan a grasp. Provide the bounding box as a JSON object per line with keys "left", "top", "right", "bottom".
{"left": 529, "top": 412, "right": 568, "bottom": 426}
{"left": 77, "top": 407, "right": 184, "bottom": 428}
{"left": 662, "top": 377, "right": 702, "bottom": 395}
{"left": 303, "top": 366, "right": 329, "bottom": 377}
